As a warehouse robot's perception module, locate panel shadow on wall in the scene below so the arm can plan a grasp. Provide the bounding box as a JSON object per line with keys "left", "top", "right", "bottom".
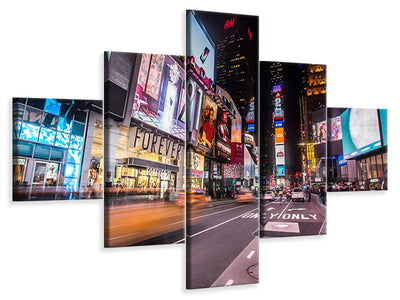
{"left": 186, "top": 10, "right": 259, "bottom": 289}
{"left": 13, "top": 97, "right": 103, "bottom": 201}
{"left": 327, "top": 107, "right": 388, "bottom": 192}
{"left": 104, "top": 52, "right": 186, "bottom": 247}
{"left": 259, "top": 62, "right": 327, "bottom": 238}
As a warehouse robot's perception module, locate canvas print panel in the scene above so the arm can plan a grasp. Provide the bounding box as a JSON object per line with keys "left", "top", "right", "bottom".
{"left": 13, "top": 98, "right": 103, "bottom": 201}
{"left": 186, "top": 10, "right": 259, "bottom": 289}
{"left": 327, "top": 108, "right": 387, "bottom": 191}
{"left": 104, "top": 52, "right": 185, "bottom": 247}
{"left": 259, "top": 62, "right": 327, "bottom": 238}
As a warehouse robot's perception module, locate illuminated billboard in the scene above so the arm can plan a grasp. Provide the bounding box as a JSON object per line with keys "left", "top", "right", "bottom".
{"left": 187, "top": 10, "right": 216, "bottom": 84}
{"left": 312, "top": 120, "right": 327, "bottom": 144}
{"left": 216, "top": 109, "right": 231, "bottom": 161}
{"left": 341, "top": 108, "right": 384, "bottom": 159}
{"left": 328, "top": 116, "right": 342, "bottom": 142}
{"left": 197, "top": 94, "right": 217, "bottom": 155}
{"left": 276, "top": 165, "right": 285, "bottom": 177}
{"left": 275, "top": 144, "right": 285, "bottom": 165}
{"left": 273, "top": 84, "right": 281, "bottom": 93}
{"left": 231, "top": 118, "right": 242, "bottom": 143}
{"left": 274, "top": 107, "right": 284, "bottom": 119}
{"left": 275, "top": 127, "right": 284, "bottom": 144}
{"left": 132, "top": 54, "right": 185, "bottom": 140}
{"left": 275, "top": 120, "right": 283, "bottom": 128}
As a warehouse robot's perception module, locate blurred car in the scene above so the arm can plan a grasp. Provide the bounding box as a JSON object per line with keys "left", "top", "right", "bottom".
{"left": 236, "top": 190, "right": 255, "bottom": 204}
{"left": 291, "top": 187, "right": 305, "bottom": 202}
{"left": 263, "top": 191, "right": 275, "bottom": 201}
{"left": 187, "top": 191, "right": 211, "bottom": 207}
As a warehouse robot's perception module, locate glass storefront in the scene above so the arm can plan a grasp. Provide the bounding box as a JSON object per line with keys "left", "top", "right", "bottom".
{"left": 356, "top": 151, "right": 387, "bottom": 190}
{"left": 87, "top": 120, "right": 103, "bottom": 188}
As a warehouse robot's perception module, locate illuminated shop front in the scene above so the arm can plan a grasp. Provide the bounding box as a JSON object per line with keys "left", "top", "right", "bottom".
{"left": 186, "top": 151, "right": 205, "bottom": 193}
{"left": 112, "top": 122, "right": 184, "bottom": 199}
{"left": 12, "top": 98, "right": 103, "bottom": 200}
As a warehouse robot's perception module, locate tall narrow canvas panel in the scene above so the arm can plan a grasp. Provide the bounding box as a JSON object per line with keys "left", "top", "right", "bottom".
{"left": 186, "top": 10, "right": 259, "bottom": 289}
{"left": 13, "top": 98, "right": 103, "bottom": 201}
{"left": 327, "top": 107, "right": 388, "bottom": 191}
{"left": 259, "top": 62, "right": 327, "bottom": 238}
{"left": 104, "top": 52, "right": 185, "bottom": 247}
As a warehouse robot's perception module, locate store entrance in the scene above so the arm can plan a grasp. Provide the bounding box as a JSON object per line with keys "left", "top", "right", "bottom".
{"left": 32, "top": 161, "right": 60, "bottom": 187}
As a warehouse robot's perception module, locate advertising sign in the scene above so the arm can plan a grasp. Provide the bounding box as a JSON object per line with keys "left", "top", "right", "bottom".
{"left": 273, "top": 84, "right": 281, "bottom": 93}
{"left": 275, "top": 127, "right": 284, "bottom": 144}
{"left": 276, "top": 165, "right": 285, "bottom": 177}
{"left": 312, "top": 120, "right": 327, "bottom": 144}
{"left": 197, "top": 95, "right": 217, "bottom": 155}
{"left": 231, "top": 142, "right": 245, "bottom": 165}
{"left": 275, "top": 120, "right": 283, "bottom": 128}
{"left": 187, "top": 11, "right": 216, "bottom": 84}
{"left": 216, "top": 109, "right": 231, "bottom": 161}
{"left": 274, "top": 107, "right": 284, "bottom": 119}
{"left": 328, "top": 116, "right": 342, "bottom": 142}
{"left": 275, "top": 144, "right": 285, "bottom": 165}
{"left": 133, "top": 54, "right": 185, "bottom": 140}
{"left": 341, "top": 108, "right": 382, "bottom": 159}
{"left": 231, "top": 118, "right": 242, "bottom": 143}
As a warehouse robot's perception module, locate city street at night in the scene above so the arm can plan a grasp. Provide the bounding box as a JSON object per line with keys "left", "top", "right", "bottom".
{"left": 187, "top": 201, "right": 259, "bottom": 289}
{"left": 260, "top": 194, "right": 326, "bottom": 237}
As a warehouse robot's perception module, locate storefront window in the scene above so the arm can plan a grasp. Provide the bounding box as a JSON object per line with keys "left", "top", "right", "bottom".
{"left": 376, "top": 154, "right": 382, "bottom": 177}
{"left": 382, "top": 152, "right": 387, "bottom": 175}
{"left": 87, "top": 120, "right": 103, "bottom": 187}
{"left": 366, "top": 157, "right": 372, "bottom": 179}
{"left": 13, "top": 159, "right": 26, "bottom": 185}
{"left": 33, "top": 162, "right": 46, "bottom": 184}
{"left": 370, "top": 155, "right": 377, "bottom": 178}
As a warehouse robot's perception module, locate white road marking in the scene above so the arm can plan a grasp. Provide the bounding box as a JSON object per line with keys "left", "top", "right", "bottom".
{"left": 288, "top": 208, "right": 307, "bottom": 211}
{"left": 247, "top": 250, "right": 255, "bottom": 259}
{"left": 188, "top": 208, "right": 258, "bottom": 238}
{"left": 225, "top": 279, "right": 234, "bottom": 286}
{"left": 277, "top": 200, "right": 292, "bottom": 219}
{"left": 189, "top": 205, "right": 245, "bottom": 220}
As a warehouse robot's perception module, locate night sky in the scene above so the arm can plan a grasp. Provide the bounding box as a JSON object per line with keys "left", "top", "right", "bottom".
{"left": 260, "top": 62, "right": 303, "bottom": 175}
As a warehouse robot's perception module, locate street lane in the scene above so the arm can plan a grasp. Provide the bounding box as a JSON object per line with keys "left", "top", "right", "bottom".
{"left": 260, "top": 194, "right": 326, "bottom": 237}
{"left": 187, "top": 201, "right": 259, "bottom": 289}
{"left": 105, "top": 203, "right": 184, "bottom": 247}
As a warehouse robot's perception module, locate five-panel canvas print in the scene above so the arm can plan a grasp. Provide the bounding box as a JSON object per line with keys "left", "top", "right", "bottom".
{"left": 11, "top": 9, "right": 388, "bottom": 291}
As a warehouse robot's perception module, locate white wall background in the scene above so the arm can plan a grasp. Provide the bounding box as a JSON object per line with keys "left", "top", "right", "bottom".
{"left": 1, "top": 1, "right": 399, "bottom": 299}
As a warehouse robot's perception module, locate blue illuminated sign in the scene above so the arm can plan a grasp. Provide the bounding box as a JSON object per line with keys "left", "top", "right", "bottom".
{"left": 276, "top": 165, "right": 285, "bottom": 177}
{"left": 248, "top": 123, "right": 255, "bottom": 132}
{"left": 275, "top": 120, "right": 283, "bottom": 128}
{"left": 55, "top": 132, "right": 70, "bottom": 148}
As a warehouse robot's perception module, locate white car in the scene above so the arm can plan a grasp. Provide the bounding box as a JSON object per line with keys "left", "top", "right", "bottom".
{"left": 263, "top": 191, "right": 275, "bottom": 200}
{"left": 291, "top": 187, "right": 305, "bottom": 202}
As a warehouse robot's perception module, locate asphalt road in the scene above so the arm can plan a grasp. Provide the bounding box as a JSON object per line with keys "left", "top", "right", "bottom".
{"left": 105, "top": 203, "right": 185, "bottom": 247}
{"left": 186, "top": 200, "right": 259, "bottom": 289}
{"left": 260, "top": 194, "right": 326, "bottom": 237}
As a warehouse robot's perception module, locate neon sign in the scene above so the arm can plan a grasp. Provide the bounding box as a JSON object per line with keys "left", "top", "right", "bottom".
{"left": 224, "top": 18, "right": 235, "bottom": 29}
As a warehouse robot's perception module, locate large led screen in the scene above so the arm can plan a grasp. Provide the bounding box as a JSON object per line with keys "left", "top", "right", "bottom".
{"left": 341, "top": 108, "right": 381, "bottom": 159}
{"left": 187, "top": 10, "right": 216, "bottom": 84}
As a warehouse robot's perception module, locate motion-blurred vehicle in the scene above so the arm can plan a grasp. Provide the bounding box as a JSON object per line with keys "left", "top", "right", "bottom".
{"left": 187, "top": 191, "right": 211, "bottom": 207}
{"left": 291, "top": 187, "right": 305, "bottom": 202}
{"left": 236, "top": 189, "right": 255, "bottom": 204}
